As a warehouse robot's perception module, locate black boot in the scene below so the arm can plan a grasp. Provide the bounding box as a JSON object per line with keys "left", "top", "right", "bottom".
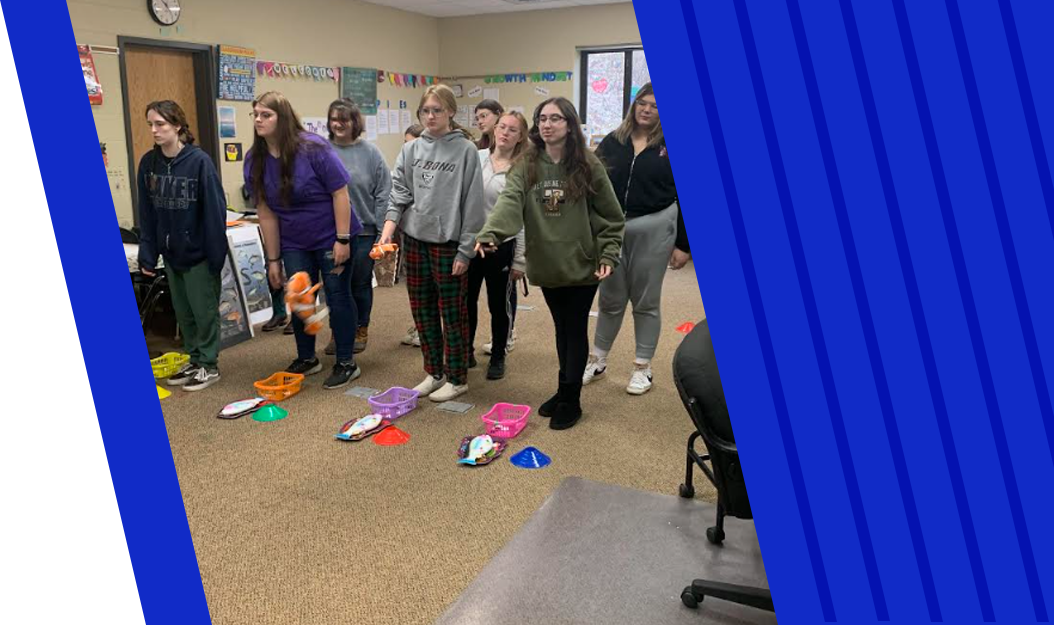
{"left": 486, "top": 356, "right": 506, "bottom": 380}
{"left": 549, "top": 383, "right": 582, "bottom": 430}
{"left": 539, "top": 374, "right": 564, "bottom": 417}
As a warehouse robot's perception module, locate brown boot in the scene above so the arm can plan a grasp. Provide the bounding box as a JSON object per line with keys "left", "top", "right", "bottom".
{"left": 354, "top": 327, "right": 368, "bottom": 354}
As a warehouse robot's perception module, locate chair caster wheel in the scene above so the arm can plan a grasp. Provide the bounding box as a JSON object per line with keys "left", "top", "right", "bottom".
{"left": 679, "top": 483, "right": 695, "bottom": 499}
{"left": 681, "top": 587, "right": 702, "bottom": 609}
{"left": 706, "top": 526, "right": 725, "bottom": 545}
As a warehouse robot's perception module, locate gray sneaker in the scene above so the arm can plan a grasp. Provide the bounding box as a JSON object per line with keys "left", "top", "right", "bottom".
{"left": 184, "top": 367, "right": 221, "bottom": 392}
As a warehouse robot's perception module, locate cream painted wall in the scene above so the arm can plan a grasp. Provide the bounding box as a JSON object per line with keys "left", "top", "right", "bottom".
{"left": 70, "top": 0, "right": 439, "bottom": 226}
{"left": 71, "top": 0, "right": 641, "bottom": 226}
{"left": 438, "top": 2, "right": 641, "bottom": 135}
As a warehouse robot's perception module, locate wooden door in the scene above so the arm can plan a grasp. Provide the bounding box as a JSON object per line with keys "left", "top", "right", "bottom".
{"left": 124, "top": 46, "right": 198, "bottom": 166}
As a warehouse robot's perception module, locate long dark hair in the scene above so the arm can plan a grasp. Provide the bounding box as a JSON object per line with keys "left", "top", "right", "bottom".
{"left": 327, "top": 98, "right": 365, "bottom": 142}
{"left": 474, "top": 98, "right": 504, "bottom": 150}
{"left": 145, "top": 100, "right": 195, "bottom": 145}
{"left": 525, "top": 97, "right": 594, "bottom": 202}
{"left": 250, "top": 91, "right": 306, "bottom": 208}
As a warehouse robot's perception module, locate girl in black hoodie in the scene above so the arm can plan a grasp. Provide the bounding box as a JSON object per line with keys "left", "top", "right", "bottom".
{"left": 585, "top": 83, "right": 691, "bottom": 396}
{"left": 137, "top": 100, "right": 228, "bottom": 392}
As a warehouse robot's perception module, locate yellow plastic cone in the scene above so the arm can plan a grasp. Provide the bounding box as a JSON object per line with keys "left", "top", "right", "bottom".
{"left": 157, "top": 385, "right": 171, "bottom": 400}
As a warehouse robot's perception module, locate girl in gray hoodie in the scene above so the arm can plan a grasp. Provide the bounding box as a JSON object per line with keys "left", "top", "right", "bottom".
{"left": 379, "top": 85, "right": 486, "bottom": 402}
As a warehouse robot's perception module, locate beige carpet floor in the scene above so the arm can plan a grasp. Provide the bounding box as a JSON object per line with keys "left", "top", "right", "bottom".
{"left": 158, "top": 261, "right": 709, "bottom": 625}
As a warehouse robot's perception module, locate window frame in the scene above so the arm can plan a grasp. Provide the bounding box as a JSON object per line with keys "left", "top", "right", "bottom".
{"left": 579, "top": 46, "right": 646, "bottom": 129}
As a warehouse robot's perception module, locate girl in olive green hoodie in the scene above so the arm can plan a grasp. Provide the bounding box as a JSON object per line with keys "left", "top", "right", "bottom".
{"left": 475, "top": 97, "right": 625, "bottom": 431}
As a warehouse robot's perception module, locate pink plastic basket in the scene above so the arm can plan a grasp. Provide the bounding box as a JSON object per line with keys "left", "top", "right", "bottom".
{"left": 481, "top": 403, "right": 531, "bottom": 439}
{"left": 368, "top": 387, "right": 420, "bottom": 420}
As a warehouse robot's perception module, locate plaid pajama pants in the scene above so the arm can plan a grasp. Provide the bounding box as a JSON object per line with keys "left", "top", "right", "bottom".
{"left": 404, "top": 235, "right": 469, "bottom": 385}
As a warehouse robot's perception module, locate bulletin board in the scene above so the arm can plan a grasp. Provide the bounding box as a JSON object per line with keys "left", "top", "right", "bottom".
{"left": 341, "top": 67, "right": 379, "bottom": 115}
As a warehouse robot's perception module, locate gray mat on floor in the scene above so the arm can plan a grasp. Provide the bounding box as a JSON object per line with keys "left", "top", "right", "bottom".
{"left": 434, "top": 477, "right": 776, "bottom": 625}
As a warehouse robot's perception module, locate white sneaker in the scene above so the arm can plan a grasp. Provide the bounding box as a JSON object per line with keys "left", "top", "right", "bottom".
{"left": 414, "top": 375, "right": 446, "bottom": 395}
{"left": 429, "top": 381, "right": 469, "bottom": 402}
{"left": 582, "top": 355, "right": 607, "bottom": 386}
{"left": 483, "top": 328, "right": 517, "bottom": 356}
{"left": 184, "top": 367, "right": 221, "bottom": 392}
{"left": 627, "top": 366, "right": 653, "bottom": 395}
{"left": 402, "top": 326, "right": 421, "bottom": 347}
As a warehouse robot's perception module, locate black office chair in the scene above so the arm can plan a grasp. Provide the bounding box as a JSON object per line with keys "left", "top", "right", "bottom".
{"left": 674, "top": 319, "right": 775, "bottom": 613}
{"left": 122, "top": 227, "right": 170, "bottom": 331}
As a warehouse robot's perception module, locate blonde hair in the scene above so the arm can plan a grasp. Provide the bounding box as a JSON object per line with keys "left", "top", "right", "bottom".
{"left": 490, "top": 111, "right": 530, "bottom": 162}
{"left": 613, "top": 82, "right": 663, "bottom": 149}
{"left": 417, "top": 84, "right": 473, "bottom": 140}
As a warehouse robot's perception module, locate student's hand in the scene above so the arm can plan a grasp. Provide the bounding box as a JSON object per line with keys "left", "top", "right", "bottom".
{"left": 452, "top": 260, "right": 469, "bottom": 276}
{"left": 669, "top": 249, "right": 691, "bottom": 270}
{"left": 595, "top": 264, "right": 613, "bottom": 280}
{"left": 474, "top": 241, "right": 497, "bottom": 258}
{"left": 140, "top": 268, "right": 155, "bottom": 277}
{"left": 268, "top": 262, "right": 286, "bottom": 290}
{"left": 511, "top": 268, "right": 525, "bottom": 282}
{"left": 333, "top": 241, "right": 351, "bottom": 266}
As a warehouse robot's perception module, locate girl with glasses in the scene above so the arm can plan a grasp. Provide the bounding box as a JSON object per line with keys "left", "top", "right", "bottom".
{"left": 475, "top": 97, "right": 625, "bottom": 430}
{"left": 378, "top": 85, "right": 486, "bottom": 402}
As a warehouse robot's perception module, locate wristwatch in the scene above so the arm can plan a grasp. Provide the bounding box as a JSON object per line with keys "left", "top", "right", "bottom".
{"left": 336, "top": 236, "right": 351, "bottom": 246}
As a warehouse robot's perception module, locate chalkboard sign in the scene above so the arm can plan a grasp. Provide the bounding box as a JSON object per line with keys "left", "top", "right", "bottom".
{"left": 218, "top": 45, "right": 256, "bottom": 102}
{"left": 341, "top": 67, "right": 378, "bottom": 115}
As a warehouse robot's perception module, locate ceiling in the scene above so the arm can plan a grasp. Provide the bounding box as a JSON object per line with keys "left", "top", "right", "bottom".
{"left": 361, "top": 0, "right": 631, "bottom": 18}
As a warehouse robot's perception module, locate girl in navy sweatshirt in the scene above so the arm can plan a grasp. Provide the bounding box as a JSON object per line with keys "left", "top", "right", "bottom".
{"left": 137, "top": 100, "right": 228, "bottom": 392}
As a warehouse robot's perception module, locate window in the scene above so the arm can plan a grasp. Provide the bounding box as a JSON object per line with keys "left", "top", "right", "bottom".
{"left": 580, "top": 47, "right": 651, "bottom": 144}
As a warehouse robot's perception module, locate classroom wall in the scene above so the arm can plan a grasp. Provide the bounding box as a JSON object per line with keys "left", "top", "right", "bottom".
{"left": 70, "top": 0, "right": 439, "bottom": 226}
{"left": 437, "top": 3, "right": 642, "bottom": 129}
{"left": 71, "top": 0, "right": 641, "bottom": 227}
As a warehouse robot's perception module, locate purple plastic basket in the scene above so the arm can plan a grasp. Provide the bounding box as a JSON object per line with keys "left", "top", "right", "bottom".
{"left": 368, "top": 387, "right": 420, "bottom": 420}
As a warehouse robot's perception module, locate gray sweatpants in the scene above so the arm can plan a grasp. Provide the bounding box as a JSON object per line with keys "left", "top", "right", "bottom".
{"left": 594, "top": 202, "right": 679, "bottom": 360}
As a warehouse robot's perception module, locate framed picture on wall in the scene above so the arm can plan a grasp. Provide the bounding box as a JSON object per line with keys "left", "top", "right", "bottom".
{"left": 227, "top": 225, "right": 273, "bottom": 327}
{"left": 218, "top": 247, "right": 253, "bottom": 351}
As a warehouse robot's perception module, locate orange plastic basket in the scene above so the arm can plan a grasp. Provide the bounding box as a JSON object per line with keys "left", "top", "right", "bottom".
{"left": 253, "top": 372, "right": 305, "bottom": 402}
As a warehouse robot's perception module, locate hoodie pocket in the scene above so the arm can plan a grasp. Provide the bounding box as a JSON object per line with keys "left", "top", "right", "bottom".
{"left": 168, "top": 229, "right": 204, "bottom": 264}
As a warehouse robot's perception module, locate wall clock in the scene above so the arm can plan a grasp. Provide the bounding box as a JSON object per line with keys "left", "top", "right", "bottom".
{"left": 148, "top": 0, "right": 181, "bottom": 26}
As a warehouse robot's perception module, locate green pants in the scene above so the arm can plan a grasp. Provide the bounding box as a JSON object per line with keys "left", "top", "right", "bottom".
{"left": 167, "top": 261, "right": 222, "bottom": 369}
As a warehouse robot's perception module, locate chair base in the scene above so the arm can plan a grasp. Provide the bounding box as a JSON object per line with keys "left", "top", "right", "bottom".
{"left": 681, "top": 580, "right": 774, "bottom": 612}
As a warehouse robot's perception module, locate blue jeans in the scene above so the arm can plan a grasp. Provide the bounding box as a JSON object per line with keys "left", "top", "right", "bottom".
{"left": 282, "top": 248, "right": 358, "bottom": 363}
{"left": 351, "top": 235, "right": 376, "bottom": 327}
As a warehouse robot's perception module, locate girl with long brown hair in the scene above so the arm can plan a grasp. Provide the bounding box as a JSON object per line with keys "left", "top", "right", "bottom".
{"left": 244, "top": 91, "right": 363, "bottom": 390}
{"left": 378, "top": 84, "right": 486, "bottom": 402}
{"left": 475, "top": 97, "right": 625, "bottom": 430}
{"left": 585, "top": 82, "right": 687, "bottom": 396}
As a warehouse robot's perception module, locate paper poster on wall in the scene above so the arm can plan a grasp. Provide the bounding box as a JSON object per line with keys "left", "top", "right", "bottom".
{"left": 483, "top": 88, "right": 500, "bottom": 102}
{"left": 400, "top": 110, "right": 412, "bottom": 132}
{"left": 79, "top": 45, "right": 103, "bottom": 105}
{"left": 388, "top": 110, "right": 400, "bottom": 135}
{"left": 302, "top": 117, "right": 328, "bottom": 138}
{"left": 451, "top": 84, "right": 463, "bottom": 97}
{"left": 218, "top": 45, "right": 256, "bottom": 102}
{"left": 341, "top": 67, "right": 379, "bottom": 115}
{"left": 377, "top": 109, "right": 389, "bottom": 135}
{"left": 468, "top": 85, "right": 483, "bottom": 98}
{"left": 224, "top": 143, "right": 243, "bottom": 162}
{"left": 218, "top": 106, "right": 237, "bottom": 138}
{"left": 534, "top": 85, "right": 550, "bottom": 97}
{"left": 366, "top": 115, "right": 378, "bottom": 141}
{"left": 455, "top": 105, "right": 470, "bottom": 128}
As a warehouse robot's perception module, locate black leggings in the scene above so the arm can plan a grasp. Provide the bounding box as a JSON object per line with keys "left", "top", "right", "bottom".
{"left": 468, "top": 239, "right": 517, "bottom": 358}
{"left": 542, "top": 283, "right": 599, "bottom": 402}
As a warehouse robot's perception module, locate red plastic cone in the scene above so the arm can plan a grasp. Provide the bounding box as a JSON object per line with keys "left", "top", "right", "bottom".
{"left": 373, "top": 426, "right": 411, "bottom": 446}
{"left": 676, "top": 322, "right": 695, "bottom": 334}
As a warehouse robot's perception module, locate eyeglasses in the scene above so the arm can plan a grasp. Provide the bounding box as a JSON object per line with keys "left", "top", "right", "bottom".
{"left": 421, "top": 107, "right": 446, "bottom": 117}
{"left": 636, "top": 100, "right": 658, "bottom": 112}
{"left": 538, "top": 114, "right": 567, "bottom": 125}
{"left": 251, "top": 111, "right": 275, "bottom": 120}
